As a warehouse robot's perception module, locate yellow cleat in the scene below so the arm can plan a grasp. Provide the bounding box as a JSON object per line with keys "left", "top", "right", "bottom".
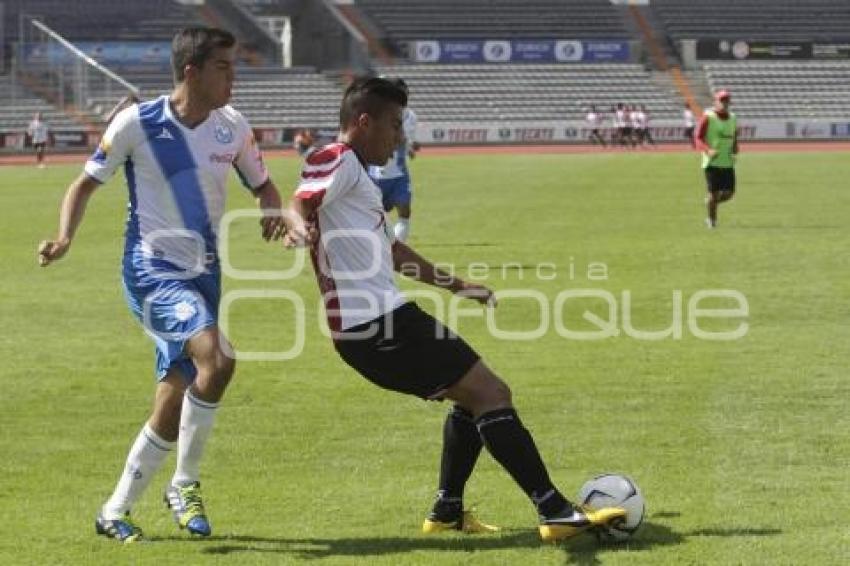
{"left": 422, "top": 510, "right": 500, "bottom": 534}
{"left": 538, "top": 505, "right": 626, "bottom": 543}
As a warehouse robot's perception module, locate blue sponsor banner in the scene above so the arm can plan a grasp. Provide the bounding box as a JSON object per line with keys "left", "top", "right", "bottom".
{"left": 22, "top": 41, "right": 171, "bottom": 71}
{"left": 413, "top": 39, "right": 629, "bottom": 63}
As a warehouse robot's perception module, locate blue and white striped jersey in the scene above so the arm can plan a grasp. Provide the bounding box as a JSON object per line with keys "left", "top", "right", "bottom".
{"left": 85, "top": 96, "right": 268, "bottom": 271}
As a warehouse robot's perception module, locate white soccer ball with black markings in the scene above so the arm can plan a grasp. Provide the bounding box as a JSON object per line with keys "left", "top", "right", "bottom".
{"left": 578, "top": 473, "right": 645, "bottom": 541}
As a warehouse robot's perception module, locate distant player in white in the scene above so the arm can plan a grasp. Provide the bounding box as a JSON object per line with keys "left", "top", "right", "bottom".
{"left": 585, "top": 105, "right": 606, "bottom": 147}
{"left": 283, "top": 77, "right": 626, "bottom": 542}
{"left": 683, "top": 103, "right": 696, "bottom": 147}
{"left": 628, "top": 105, "right": 641, "bottom": 147}
{"left": 635, "top": 105, "right": 655, "bottom": 147}
{"left": 27, "top": 111, "right": 49, "bottom": 168}
{"left": 38, "top": 27, "right": 285, "bottom": 543}
{"left": 613, "top": 103, "right": 627, "bottom": 147}
{"left": 368, "top": 77, "right": 419, "bottom": 242}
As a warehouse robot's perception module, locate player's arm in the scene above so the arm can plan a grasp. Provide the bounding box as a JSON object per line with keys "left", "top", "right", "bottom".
{"left": 38, "top": 173, "right": 101, "bottom": 266}
{"left": 282, "top": 194, "right": 315, "bottom": 247}
{"left": 392, "top": 241, "right": 495, "bottom": 306}
{"left": 249, "top": 179, "right": 286, "bottom": 241}
{"left": 694, "top": 115, "right": 714, "bottom": 156}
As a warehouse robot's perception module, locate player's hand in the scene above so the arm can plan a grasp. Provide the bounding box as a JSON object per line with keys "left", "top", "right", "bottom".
{"left": 706, "top": 148, "right": 718, "bottom": 158}
{"left": 259, "top": 209, "right": 285, "bottom": 241}
{"left": 283, "top": 220, "right": 316, "bottom": 248}
{"left": 455, "top": 281, "right": 497, "bottom": 307}
{"left": 38, "top": 238, "right": 70, "bottom": 267}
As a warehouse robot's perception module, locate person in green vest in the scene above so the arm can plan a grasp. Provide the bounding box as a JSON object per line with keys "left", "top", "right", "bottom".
{"left": 695, "top": 90, "right": 738, "bottom": 229}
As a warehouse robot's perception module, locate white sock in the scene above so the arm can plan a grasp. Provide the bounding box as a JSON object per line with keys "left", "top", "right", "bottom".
{"left": 171, "top": 390, "right": 218, "bottom": 487}
{"left": 394, "top": 218, "right": 411, "bottom": 242}
{"left": 102, "top": 423, "right": 174, "bottom": 519}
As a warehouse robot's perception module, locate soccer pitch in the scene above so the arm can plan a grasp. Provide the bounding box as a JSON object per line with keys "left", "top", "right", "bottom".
{"left": 1, "top": 150, "right": 848, "bottom": 564}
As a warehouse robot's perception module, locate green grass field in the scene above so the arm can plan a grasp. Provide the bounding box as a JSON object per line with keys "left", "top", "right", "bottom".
{"left": 1, "top": 150, "right": 848, "bottom": 565}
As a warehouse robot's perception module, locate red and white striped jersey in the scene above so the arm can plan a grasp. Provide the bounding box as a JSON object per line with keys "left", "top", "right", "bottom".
{"left": 295, "top": 142, "right": 406, "bottom": 332}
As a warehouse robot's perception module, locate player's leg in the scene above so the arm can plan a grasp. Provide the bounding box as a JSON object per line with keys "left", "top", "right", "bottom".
{"left": 422, "top": 403, "right": 499, "bottom": 533}
{"left": 385, "top": 177, "right": 412, "bottom": 242}
{"left": 164, "top": 325, "right": 235, "bottom": 536}
{"left": 444, "top": 362, "right": 625, "bottom": 541}
{"left": 97, "top": 370, "right": 186, "bottom": 543}
{"left": 716, "top": 168, "right": 736, "bottom": 204}
{"left": 704, "top": 167, "right": 720, "bottom": 228}
{"left": 335, "top": 304, "right": 495, "bottom": 532}
{"left": 394, "top": 202, "right": 412, "bottom": 243}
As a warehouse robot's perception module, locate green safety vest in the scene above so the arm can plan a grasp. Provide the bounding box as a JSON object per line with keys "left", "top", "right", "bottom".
{"left": 701, "top": 110, "right": 737, "bottom": 169}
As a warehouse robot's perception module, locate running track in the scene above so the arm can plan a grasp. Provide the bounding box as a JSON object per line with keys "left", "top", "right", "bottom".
{"left": 1, "top": 141, "right": 847, "bottom": 166}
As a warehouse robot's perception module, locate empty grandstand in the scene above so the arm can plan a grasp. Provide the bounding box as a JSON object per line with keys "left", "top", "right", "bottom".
{"left": 375, "top": 63, "right": 680, "bottom": 122}
{"left": 1, "top": 0, "right": 203, "bottom": 43}
{"left": 113, "top": 67, "right": 341, "bottom": 129}
{"left": 1, "top": 0, "right": 848, "bottom": 149}
{"left": 357, "top": 0, "right": 629, "bottom": 42}
{"left": 704, "top": 61, "right": 850, "bottom": 119}
{"left": 653, "top": 0, "right": 850, "bottom": 41}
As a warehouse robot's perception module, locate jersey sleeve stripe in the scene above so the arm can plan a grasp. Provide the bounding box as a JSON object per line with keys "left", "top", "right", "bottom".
{"left": 306, "top": 143, "right": 350, "bottom": 166}
{"left": 301, "top": 159, "right": 344, "bottom": 180}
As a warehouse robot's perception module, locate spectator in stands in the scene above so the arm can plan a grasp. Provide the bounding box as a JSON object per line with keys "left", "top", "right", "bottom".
{"left": 683, "top": 103, "right": 696, "bottom": 147}
{"left": 585, "top": 105, "right": 606, "bottom": 147}
{"left": 105, "top": 93, "right": 140, "bottom": 125}
{"left": 695, "top": 90, "right": 738, "bottom": 229}
{"left": 293, "top": 128, "right": 315, "bottom": 156}
{"left": 38, "top": 26, "right": 286, "bottom": 544}
{"left": 27, "top": 112, "right": 49, "bottom": 168}
{"left": 368, "top": 77, "right": 419, "bottom": 243}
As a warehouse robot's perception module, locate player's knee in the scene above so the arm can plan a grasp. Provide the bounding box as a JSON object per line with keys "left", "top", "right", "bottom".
{"left": 213, "top": 351, "right": 235, "bottom": 384}
{"left": 477, "top": 376, "right": 512, "bottom": 410}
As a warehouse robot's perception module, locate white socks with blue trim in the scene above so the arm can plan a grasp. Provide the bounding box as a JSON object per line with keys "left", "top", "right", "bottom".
{"left": 394, "top": 218, "right": 411, "bottom": 242}
{"left": 102, "top": 423, "right": 174, "bottom": 519}
{"left": 171, "top": 390, "right": 218, "bottom": 487}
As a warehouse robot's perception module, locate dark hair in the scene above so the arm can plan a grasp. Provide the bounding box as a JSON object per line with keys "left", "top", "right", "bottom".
{"left": 339, "top": 76, "right": 408, "bottom": 127}
{"left": 171, "top": 27, "right": 236, "bottom": 82}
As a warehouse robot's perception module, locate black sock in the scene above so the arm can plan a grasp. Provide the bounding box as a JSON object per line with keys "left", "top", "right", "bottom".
{"left": 476, "top": 408, "right": 570, "bottom": 518}
{"left": 430, "top": 406, "right": 483, "bottom": 521}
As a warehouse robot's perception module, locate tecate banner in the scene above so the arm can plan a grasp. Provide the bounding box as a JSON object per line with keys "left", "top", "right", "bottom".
{"left": 412, "top": 39, "right": 630, "bottom": 63}
{"left": 417, "top": 119, "right": 849, "bottom": 144}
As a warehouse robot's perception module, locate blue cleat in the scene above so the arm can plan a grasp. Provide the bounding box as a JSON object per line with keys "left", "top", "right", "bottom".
{"left": 164, "top": 482, "right": 211, "bottom": 536}
{"left": 95, "top": 513, "right": 143, "bottom": 543}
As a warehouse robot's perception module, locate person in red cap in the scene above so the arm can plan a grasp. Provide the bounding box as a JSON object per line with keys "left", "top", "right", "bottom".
{"left": 694, "top": 90, "right": 738, "bottom": 228}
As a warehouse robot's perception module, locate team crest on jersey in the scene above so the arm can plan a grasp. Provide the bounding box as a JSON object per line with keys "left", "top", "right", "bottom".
{"left": 214, "top": 123, "right": 234, "bottom": 144}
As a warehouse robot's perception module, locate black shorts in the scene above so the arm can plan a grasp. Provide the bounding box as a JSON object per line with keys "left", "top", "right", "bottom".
{"left": 704, "top": 166, "right": 736, "bottom": 193}
{"left": 334, "top": 302, "right": 480, "bottom": 400}
{"left": 33, "top": 142, "right": 46, "bottom": 150}
{"left": 684, "top": 127, "right": 695, "bottom": 139}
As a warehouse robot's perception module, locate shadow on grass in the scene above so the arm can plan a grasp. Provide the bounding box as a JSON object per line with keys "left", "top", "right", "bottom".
{"left": 149, "top": 512, "right": 781, "bottom": 561}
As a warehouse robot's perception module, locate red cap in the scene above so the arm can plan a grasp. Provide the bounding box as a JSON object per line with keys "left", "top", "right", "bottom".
{"left": 714, "top": 89, "right": 731, "bottom": 101}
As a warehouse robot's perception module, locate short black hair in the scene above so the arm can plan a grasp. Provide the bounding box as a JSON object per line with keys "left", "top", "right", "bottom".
{"left": 171, "top": 27, "right": 236, "bottom": 82}
{"left": 339, "top": 76, "right": 408, "bottom": 128}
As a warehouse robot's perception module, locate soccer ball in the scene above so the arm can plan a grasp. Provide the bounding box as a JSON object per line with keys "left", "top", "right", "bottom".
{"left": 577, "top": 473, "right": 645, "bottom": 542}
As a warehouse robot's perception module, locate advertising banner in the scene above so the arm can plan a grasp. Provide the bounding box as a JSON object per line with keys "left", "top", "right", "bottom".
{"left": 697, "top": 40, "right": 850, "bottom": 60}
{"left": 412, "top": 40, "right": 630, "bottom": 63}
{"left": 22, "top": 41, "right": 171, "bottom": 71}
{"left": 417, "top": 118, "right": 848, "bottom": 144}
